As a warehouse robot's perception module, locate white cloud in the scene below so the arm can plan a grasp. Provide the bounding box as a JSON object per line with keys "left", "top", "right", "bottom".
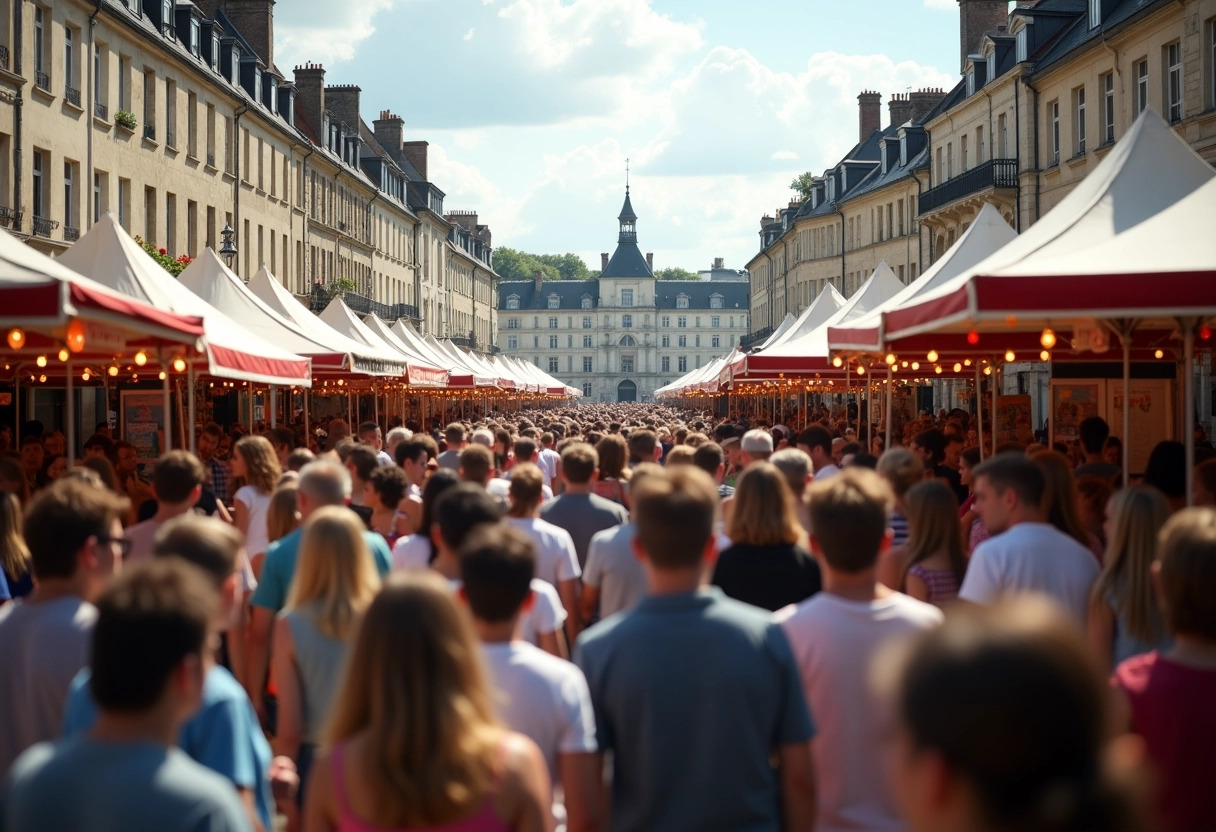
{"left": 923, "top": 0, "right": 956, "bottom": 9}
{"left": 274, "top": 0, "right": 397, "bottom": 67}
{"left": 771, "top": 150, "right": 799, "bottom": 160}
{"left": 463, "top": 28, "right": 475, "bottom": 41}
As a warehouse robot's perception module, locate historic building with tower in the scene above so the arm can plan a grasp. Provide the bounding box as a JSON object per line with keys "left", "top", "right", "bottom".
{"left": 495, "top": 188, "right": 750, "bottom": 402}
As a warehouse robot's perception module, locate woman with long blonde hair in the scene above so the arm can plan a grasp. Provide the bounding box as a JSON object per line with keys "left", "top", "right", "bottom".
{"left": 712, "top": 462, "right": 820, "bottom": 611}
{"left": 0, "top": 491, "right": 32, "bottom": 601}
{"left": 232, "top": 435, "right": 282, "bottom": 563}
{"left": 303, "top": 571, "right": 552, "bottom": 832}
{"left": 1032, "top": 449, "right": 1104, "bottom": 561}
{"left": 273, "top": 507, "right": 381, "bottom": 806}
{"left": 1087, "top": 487, "right": 1171, "bottom": 671}
{"left": 898, "top": 481, "right": 968, "bottom": 608}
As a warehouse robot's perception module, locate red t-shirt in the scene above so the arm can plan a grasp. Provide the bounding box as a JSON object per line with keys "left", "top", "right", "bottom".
{"left": 1113, "top": 651, "right": 1216, "bottom": 832}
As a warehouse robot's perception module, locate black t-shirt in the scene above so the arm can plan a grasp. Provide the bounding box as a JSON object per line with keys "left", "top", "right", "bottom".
{"left": 934, "top": 464, "right": 968, "bottom": 505}
{"left": 712, "top": 542, "right": 822, "bottom": 612}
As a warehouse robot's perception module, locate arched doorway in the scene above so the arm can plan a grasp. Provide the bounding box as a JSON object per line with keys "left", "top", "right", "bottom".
{"left": 617, "top": 379, "right": 637, "bottom": 402}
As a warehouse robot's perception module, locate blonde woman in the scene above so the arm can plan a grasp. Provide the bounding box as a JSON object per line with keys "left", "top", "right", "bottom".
{"left": 303, "top": 571, "right": 552, "bottom": 832}
{"left": 273, "top": 507, "right": 381, "bottom": 806}
{"left": 1088, "top": 487, "right": 1171, "bottom": 671}
{"left": 898, "top": 481, "right": 968, "bottom": 608}
{"left": 0, "top": 491, "right": 32, "bottom": 601}
{"left": 876, "top": 448, "right": 925, "bottom": 588}
{"left": 232, "top": 435, "right": 282, "bottom": 563}
{"left": 256, "top": 483, "right": 301, "bottom": 580}
{"left": 712, "top": 463, "right": 820, "bottom": 611}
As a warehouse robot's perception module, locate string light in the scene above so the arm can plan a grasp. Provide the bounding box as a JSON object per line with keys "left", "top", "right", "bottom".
{"left": 885, "top": 353, "right": 896, "bottom": 365}
{"left": 158, "top": 371, "right": 167, "bottom": 381}
{"left": 58, "top": 348, "right": 69, "bottom": 362}
{"left": 108, "top": 365, "right": 119, "bottom": 377}
{"left": 900, "top": 361, "right": 909, "bottom": 368}
{"left": 964, "top": 359, "right": 972, "bottom": 366}
{"left": 6, "top": 329, "right": 24, "bottom": 350}
{"left": 927, "top": 350, "right": 939, "bottom": 362}
{"left": 38, "top": 375, "right": 47, "bottom": 383}
{"left": 134, "top": 351, "right": 148, "bottom": 366}
{"left": 934, "top": 365, "right": 943, "bottom": 374}
{"left": 966, "top": 329, "right": 980, "bottom": 345}
{"left": 1040, "top": 350, "right": 1051, "bottom": 361}
{"left": 1200, "top": 325, "right": 1212, "bottom": 341}
{"left": 66, "top": 319, "right": 86, "bottom": 353}
{"left": 172, "top": 357, "right": 187, "bottom": 373}
{"left": 911, "top": 362, "right": 920, "bottom": 370}
{"left": 1004, "top": 350, "right": 1016, "bottom": 363}
{"left": 983, "top": 366, "right": 993, "bottom": 376}
{"left": 82, "top": 370, "right": 91, "bottom": 381}
{"left": 1154, "top": 349, "right": 1164, "bottom": 359}
{"left": 1040, "top": 328, "right": 1057, "bottom": 349}
{"left": 35, "top": 355, "right": 47, "bottom": 368}
{"left": 856, "top": 365, "right": 866, "bottom": 376}
{"left": 832, "top": 356, "right": 843, "bottom": 368}
{"left": 953, "top": 362, "right": 962, "bottom": 373}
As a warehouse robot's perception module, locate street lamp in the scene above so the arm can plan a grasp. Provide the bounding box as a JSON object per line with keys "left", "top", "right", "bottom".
{"left": 219, "top": 222, "right": 238, "bottom": 271}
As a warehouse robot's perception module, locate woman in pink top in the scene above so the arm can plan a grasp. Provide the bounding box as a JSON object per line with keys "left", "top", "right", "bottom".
{"left": 303, "top": 572, "right": 553, "bottom": 832}
{"left": 898, "top": 481, "right": 968, "bottom": 608}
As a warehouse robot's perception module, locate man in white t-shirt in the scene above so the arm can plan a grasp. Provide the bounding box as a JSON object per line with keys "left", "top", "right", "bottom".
{"left": 958, "top": 453, "right": 1099, "bottom": 624}
{"left": 429, "top": 483, "right": 567, "bottom": 658}
{"left": 506, "top": 463, "right": 581, "bottom": 644}
{"left": 775, "top": 468, "right": 942, "bottom": 832}
{"left": 537, "top": 432, "right": 562, "bottom": 492}
{"left": 459, "top": 524, "right": 601, "bottom": 832}
{"left": 797, "top": 425, "right": 840, "bottom": 480}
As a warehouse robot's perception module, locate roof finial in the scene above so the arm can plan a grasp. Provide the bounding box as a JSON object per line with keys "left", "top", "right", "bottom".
{"left": 625, "top": 158, "right": 630, "bottom": 192}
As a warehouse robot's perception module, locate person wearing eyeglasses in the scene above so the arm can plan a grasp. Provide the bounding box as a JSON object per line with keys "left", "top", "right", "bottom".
{"left": 0, "top": 479, "right": 130, "bottom": 777}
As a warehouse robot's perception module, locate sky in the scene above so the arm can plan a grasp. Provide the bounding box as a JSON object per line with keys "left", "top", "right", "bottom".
{"left": 273, "top": 0, "right": 969, "bottom": 276}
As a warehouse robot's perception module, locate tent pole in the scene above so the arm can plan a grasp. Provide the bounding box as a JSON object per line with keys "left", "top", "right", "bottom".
{"left": 1122, "top": 331, "right": 1131, "bottom": 488}
{"left": 885, "top": 363, "right": 893, "bottom": 451}
{"left": 13, "top": 373, "right": 18, "bottom": 447}
{"left": 1184, "top": 322, "right": 1195, "bottom": 506}
{"left": 187, "top": 367, "right": 197, "bottom": 453}
{"left": 303, "top": 389, "right": 310, "bottom": 447}
{"left": 991, "top": 363, "right": 999, "bottom": 457}
{"left": 975, "top": 365, "right": 984, "bottom": 462}
{"left": 66, "top": 363, "right": 76, "bottom": 465}
{"left": 844, "top": 358, "right": 851, "bottom": 431}
{"left": 162, "top": 364, "right": 172, "bottom": 451}
{"left": 269, "top": 385, "right": 277, "bottom": 429}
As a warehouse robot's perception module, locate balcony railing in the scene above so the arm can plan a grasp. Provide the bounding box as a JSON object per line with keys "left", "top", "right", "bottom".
{"left": 448, "top": 335, "right": 475, "bottom": 349}
{"left": 32, "top": 216, "right": 59, "bottom": 238}
{"left": 919, "top": 158, "right": 1018, "bottom": 215}
{"left": 94, "top": 101, "right": 108, "bottom": 120}
{"left": 0, "top": 45, "right": 10, "bottom": 71}
{"left": 35, "top": 71, "right": 49, "bottom": 91}
{"left": 65, "top": 86, "right": 81, "bottom": 107}
{"left": 740, "top": 326, "right": 774, "bottom": 350}
{"left": 63, "top": 227, "right": 80, "bottom": 242}
{"left": 310, "top": 285, "right": 419, "bottom": 322}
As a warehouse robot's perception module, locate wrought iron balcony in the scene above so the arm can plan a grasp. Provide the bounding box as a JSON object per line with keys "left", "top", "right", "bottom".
{"left": 64, "top": 227, "right": 80, "bottom": 242}
{"left": 919, "top": 158, "right": 1018, "bottom": 215}
{"left": 310, "top": 284, "right": 419, "bottom": 322}
{"left": 448, "top": 335, "right": 475, "bottom": 349}
{"left": 32, "top": 216, "right": 59, "bottom": 238}
{"left": 94, "top": 101, "right": 108, "bottom": 120}
{"left": 65, "top": 86, "right": 81, "bottom": 107}
{"left": 740, "top": 326, "right": 774, "bottom": 350}
{"left": 0, "top": 207, "right": 19, "bottom": 228}
{"left": 35, "top": 71, "right": 49, "bottom": 91}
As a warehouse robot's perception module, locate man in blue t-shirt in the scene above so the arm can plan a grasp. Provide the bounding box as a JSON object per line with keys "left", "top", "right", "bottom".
{"left": 576, "top": 466, "right": 817, "bottom": 832}
{"left": 247, "top": 460, "right": 392, "bottom": 726}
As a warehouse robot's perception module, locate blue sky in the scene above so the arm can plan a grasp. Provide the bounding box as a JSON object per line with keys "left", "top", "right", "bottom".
{"left": 274, "top": 0, "right": 970, "bottom": 274}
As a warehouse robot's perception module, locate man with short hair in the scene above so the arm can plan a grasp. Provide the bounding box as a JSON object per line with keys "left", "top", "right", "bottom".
{"left": 797, "top": 425, "right": 839, "bottom": 479}
{"left": 436, "top": 423, "right": 467, "bottom": 471}
{"left": 508, "top": 464, "right": 582, "bottom": 644}
{"left": 1075, "top": 416, "right": 1120, "bottom": 481}
{"left": 691, "top": 442, "right": 734, "bottom": 499}
{"left": 0, "top": 480, "right": 130, "bottom": 775}
{"left": 268, "top": 428, "right": 296, "bottom": 468}
{"left": 125, "top": 450, "right": 206, "bottom": 562}
{"left": 2, "top": 561, "right": 249, "bottom": 831}
{"left": 538, "top": 432, "right": 562, "bottom": 491}
{"left": 776, "top": 468, "right": 942, "bottom": 831}
{"left": 740, "top": 429, "right": 774, "bottom": 466}
{"left": 458, "top": 444, "right": 497, "bottom": 488}
{"left": 469, "top": 427, "right": 496, "bottom": 449}
{"left": 198, "top": 422, "right": 231, "bottom": 504}
{"left": 64, "top": 517, "right": 276, "bottom": 832}
{"left": 20, "top": 435, "right": 46, "bottom": 492}
{"left": 912, "top": 428, "right": 965, "bottom": 503}
{"left": 384, "top": 427, "right": 411, "bottom": 462}
{"left": 541, "top": 443, "right": 629, "bottom": 569}
{"left": 343, "top": 445, "right": 379, "bottom": 514}
{"left": 581, "top": 465, "right": 659, "bottom": 625}
{"left": 576, "top": 467, "right": 816, "bottom": 831}
{"left": 959, "top": 454, "right": 1100, "bottom": 623}
{"left": 771, "top": 448, "right": 813, "bottom": 536}
{"left": 459, "top": 525, "right": 602, "bottom": 832}
{"left": 626, "top": 430, "right": 661, "bottom": 468}
{"left": 357, "top": 422, "right": 393, "bottom": 467}
{"left": 486, "top": 438, "right": 554, "bottom": 503}
{"left": 246, "top": 461, "right": 392, "bottom": 719}
{"left": 82, "top": 433, "right": 113, "bottom": 460}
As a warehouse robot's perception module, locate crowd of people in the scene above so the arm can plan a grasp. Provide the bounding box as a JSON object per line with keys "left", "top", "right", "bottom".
{"left": 1, "top": 401, "right": 1215, "bottom": 832}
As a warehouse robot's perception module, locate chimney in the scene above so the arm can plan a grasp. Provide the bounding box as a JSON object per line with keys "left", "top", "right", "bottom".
{"left": 293, "top": 63, "right": 326, "bottom": 139}
{"left": 888, "top": 93, "right": 914, "bottom": 129}
{"left": 959, "top": 0, "right": 1009, "bottom": 73}
{"left": 601, "top": 253, "right": 609, "bottom": 271}
{"left": 534, "top": 270, "right": 543, "bottom": 292}
{"left": 401, "top": 141, "right": 429, "bottom": 180}
{"left": 645, "top": 253, "right": 654, "bottom": 272}
{"left": 713, "top": 257, "right": 724, "bottom": 270}
{"left": 858, "top": 91, "right": 882, "bottom": 142}
{"left": 222, "top": 0, "right": 275, "bottom": 69}
{"left": 324, "top": 84, "right": 361, "bottom": 134}
{"left": 373, "top": 110, "right": 404, "bottom": 161}
{"left": 908, "top": 87, "right": 948, "bottom": 123}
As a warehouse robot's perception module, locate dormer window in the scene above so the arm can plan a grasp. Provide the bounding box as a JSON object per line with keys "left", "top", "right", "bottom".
{"left": 966, "top": 70, "right": 975, "bottom": 96}
{"left": 190, "top": 18, "right": 201, "bottom": 56}
{"left": 1016, "top": 27, "right": 1028, "bottom": 62}
{"left": 161, "top": 0, "right": 173, "bottom": 36}
{"left": 676, "top": 294, "right": 689, "bottom": 309}
{"left": 506, "top": 295, "right": 519, "bottom": 310}
{"left": 211, "top": 31, "right": 220, "bottom": 70}
{"left": 880, "top": 141, "right": 889, "bottom": 175}
{"left": 710, "top": 294, "right": 723, "bottom": 309}
{"left": 230, "top": 46, "right": 240, "bottom": 85}
{"left": 900, "top": 134, "right": 908, "bottom": 166}
{"left": 827, "top": 176, "right": 835, "bottom": 201}
{"left": 547, "top": 294, "right": 560, "bottom": 309}
{"left": 581, "top": 295, "right": 592, "bottom": 309}
{"left": 254, "top": 68, "right": 262, "bottom": 106}
{"left": 987, "top": 52, "right": 996, "bottom": 83}
{"left": 1088, "top": 0, "right": 1100, "bottom": 29}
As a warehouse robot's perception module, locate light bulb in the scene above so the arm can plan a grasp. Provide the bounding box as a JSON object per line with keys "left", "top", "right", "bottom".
{"left": 934, "top": 365, "right": 943, "bottom": 374}
{"left": 35, "top": 355, "right": 47, "bottom": 368}
{"left": 983, "top": 366, "right": 993, "bottom": 376}
{"left": 1154, "top": 349, "right": 1164, "bottom": 359}
{"left": 82, "top": 370, "right": 90, "bottom": 381}
{"left": 953, "top": 363, "right": 962, "bottom": 372}
{"left": 38, "top": 374, "right": 46, "bottom": 383}
{"left": 173, "top": 357, "right": 187, "bottom": 372}
{"left": 58, "top": 348, "right": 70, "bottom": 362}
{"left": 108, "top": 365, "right": 119, "bottom": 377}
{"left": 856, "top": 365, "right": 866, "bottom": 376}
{"left": 966, "top": 329, "right": 980, "bottom": 345}
{"left": 885, "top": 353, "right": 896, "bottom": 365}
{"left": 134, "top": 351, "right": 148, "bottom": 366}
{"left": 832, "top": 356, "right": 843, "bottom": 368}
{"left": 901, "top": 361, "right": 908, "bottom": 368}
{"left": 1004, "top": 350, "right": 1016, "bottom": 363}
{"left": 158, "top": 371, "right": 167, "bottom": 380}
{"left": 927, "top": 350, "right": 939, "bottom": 362}
{"left": 964, "top": 359, "right": 972, "bottom": 367}
{"left": 1040, "top": 328, "right": 1057, "bottom": 349}
{"left": 1040, "top": 350, "right": 1051, "bottom": 361}
{"left": 66, "top": 319, "right": 86, "bottom": 353}
{"left": 911, "top": 362, "right": 920, "bottom": 371}
{"left": 6, "top": 328, "right": 24, "bottom": 350}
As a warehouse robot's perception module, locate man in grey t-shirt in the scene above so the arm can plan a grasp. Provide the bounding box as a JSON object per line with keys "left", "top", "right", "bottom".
{"left": 541, "top": 443, "right": 628, "bottom": 568}
{"left": 435, "top": 422, "right": 467, "bottom": 471}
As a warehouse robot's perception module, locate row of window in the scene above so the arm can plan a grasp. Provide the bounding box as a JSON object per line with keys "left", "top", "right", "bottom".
{"left": 504, "top": 314, "right": 744, "bottom": 330}
{"left": 538, "top": 355, "right": 700, "bottom": 374}
{"left": 507, "top": 292, "right": 724, "bottom": 311}
{"left": 507, "top": 333, "right": 728, "bottom": 350}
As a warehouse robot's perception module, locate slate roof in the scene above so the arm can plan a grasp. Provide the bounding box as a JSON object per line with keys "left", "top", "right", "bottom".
{"left": 602, "top": 242, "right": 653, "bottom": 279}
{"left": 1030, "top": 0, "right": 1167, "bottom": 77}
{"left": 497, "top": 278, "right": 748, "bottom": 312}
{"left": 498, "top": 280, "right": 598, "bottom": 311}
{"left": 654, "top": 281, "right": 749, "bottom": 311}
{"left": 619, "top": 189, "right": 638, "bottom": 221}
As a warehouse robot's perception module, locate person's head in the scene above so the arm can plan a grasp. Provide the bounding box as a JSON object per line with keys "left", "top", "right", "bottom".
{"left": 740, "top": 429, "right": 774, "bottom": 465}
{"left": 434, "top": 483, "right": 504, "bottom": 554}
{"left": 595, "top": 434, "right": 628, "bottom": 480}
{"left": 902, "top": 480, "right": 967, "bottom": 585}
{"left": 1196, "top": 458, "right": 1216, "bottom": 509}
{"left": 1155, "top": 507, "right": 1216, "bottom": 640}
{"left": 289, "top": 506, "right": 381, "bottom": 640}
{"left": 1074, "top": 476, "right": 1113, "bottom": 537}
{"left": 152, "top": 450, "right": 206, "bottom": 508}
{"left": 325, "top": 571, "right": 500, "bottom": 827}
{"left": 296, "top": 459, "right": 352, "bottom": 519}
{"left": 1103, "top": 436, "right": 1122, "bottom": 467}
{"left": 631, "top": 466, "right": 718, "bottom": 571}
{"left": 911, "top": 429, "right": 947, "bottom": 467}
{"left": 326, "top": 419, "right": 351, "bottom": 450}
{"left": 457, "top": 445, "right": 495, "bottom": 486}
{"left": 445, "top": 422, "right": 467, "bottom": 448}
{"left": 24, "top": 479, "right": 129, "bottom": 598}
{"left": 506, "top": 463, "right": 544, "bottom": 517}
{"left": 958, "top": 447, "right": 982, "bottom": 489}
{"left": 972, "top": 453, "right": 1047, "bottom": 535}
{"left": 512, "top": 437, "right": 538, "bottom": 465}
{"left": 459, "top": 524, "right": 536, "bottom": 625}
{"left": 367, "top": 465, "right": 409, "bottom": 511}
{"left": 82, "top": 456, "right": 120, "bottom": 493}
{"left": 152, "top": 514, "right": 244, "bottom": 625}
{"left": 0, "top": 491, "right": 30, "bottom": 584}
{"left": 395, "top": 438, "right": 431, "bottom": 485}
{"left": 727, "top": 462, "right": 802, "bottom": 547}
{"left": 1093, "top": 487, "right": 1170, "bottom": 643}
{"left": 886, "top": 598, "right": 1145, "bottom": 832}
{"left": 795, "top": 425, "right": 833, "bottom": 466}
{"left": 358, "top": 421, "right": 384, "bottom": 451}
{"left": 197, "top": 422, "right": 223, "bottom": 460}
{"left": 110, "top": 440, "right": 140, "bottom": 476}
{"left": 663, "top": 446, "right": 694, "bottom": 467}
{"left": 690, "top": 441, "right": 726, "bottom": 484}
{"left": 806, "top": 468, "right": 893, "bottom": 573}
{"left": 43, "top": 430, "right": 65, "bottom": 457}
{"left": 560, "top": 442, "right": 599, "bottom": 486}
{"left": 943, "top": 435, "right": 963, "bottom": 469}
{"left": 41, "top": 453, "right": 67, "bottom": 482}
{"left": 20, "top": 435, "right": 44, "bottom": 473}
{"left": 877, "top": 448, "right": 925, "bottom": 506}
{"left": 1143, "top": 441, "right": 1186, "bottom": 502}
{"left": 385, "top": 427, "right": 410, "bottom": 459}
{"left": 344, "top": 445, "right": 379, "bottom": 489}
{"left": 285, "top": 447, "right": 316, "bottom": 472}
{"left": 89, "top": 560, "right": 216, "bottom": 725}
{"left": 267, "top": 482, "right": 301, "bottom": 543}
{"left": 83, "top": 433, "right": 114, "bottom": 460}
{"left": 627, "top": 430, "right": 658, "bottom": 464}
{"left": 469, "top": 428, "right": 495, "bottom": 449}
{"left": 1031, "top": 450, "right": 1090, "bottom": 547}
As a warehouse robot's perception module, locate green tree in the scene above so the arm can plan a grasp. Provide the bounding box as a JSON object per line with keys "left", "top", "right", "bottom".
{"left": 493, "top": 247, "right": 593, "bottom": 281}
{"left": 789, "top": 171, "right": 816, "bottom": 202}
{"left": 535, "top": 252, "right": 592, "bottom": 281}
{"left": 655, "top": 266, "right": 700, "bottom": 281}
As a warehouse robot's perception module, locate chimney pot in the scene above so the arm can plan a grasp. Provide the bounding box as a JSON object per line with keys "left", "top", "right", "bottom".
{"left": 601, "top": 252, "right": 609, "bottom": 271}
{"left": 645, "top": 252, "right": 654, "bottom": 272}
{"left": 858, "top": 90, "right": 882, "bottom": 142}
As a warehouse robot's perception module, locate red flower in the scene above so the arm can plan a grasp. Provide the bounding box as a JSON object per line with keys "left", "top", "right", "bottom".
{"left": 159, "top": 247, "right": 167, "bottom": 255}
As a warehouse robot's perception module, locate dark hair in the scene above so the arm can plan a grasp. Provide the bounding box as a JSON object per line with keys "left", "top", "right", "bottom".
{"left": 269, "top": 427, "right": 296, "bottom": 451}
{"left": 961, "top": 447, "right": 983, "bottom": 469}
{"left": 512, "top": 437, "right": 538, "bottom": 463}
{"left": 24, "top": 479, "right": 129, "bottom": 580}
{"left": 81, "top": 457, "right": 120, "bottom": 492}
{"left": 358, "top": 422, "right": 380, "bottom": 437}
{"left": 394, "top": 438, "right": 430, "bottom": 467}
{"left": 595, "top": 434, "right": 628, "bottom": 480}
{"left": 691, "top": 442, "right": 724, "bottom": 479}
{"left": 434, "top": 484, "right": 504, "bottom": 551}
{"left": 973, "top": 453, "right": 1046, "bottom": 511}
{"left": 201, "top": 422, "right": 224, "bottom": 440}
{"left": 286, "top": 448, "right": 316, "bottom": 472}
{"left": 346, "top": 445, "right": 379, "bottom": 483}
{"left": 807, "top": 468, "right": 892, "bottom": 572}
{"left": 152, "top": 450, "right": 206, "bottom": 504}
{"left": 849, "top": 453, "right": 878, "bottom": 469}
{"left": 1078, "top": 417, "right": 1110, "bottom": 455}
{"left": 796, "top": 425, "right": 832, "bottom": 455}
{"left": 632, "top": 466, "right": 717, "bottom": 569}
{"left": 458, "top": 445, "right": 495, "bottom": 483}
{"left": 560, "top": 443, "right": 598, "bottom": 484}
{"left": 1143, "top": 441, "right": 1186, "bottom": 499}
{"left": 418, "top": 469, "right": 460, "bottom": 563}
{"left": 368, "top": 465, "right": 409, "bottom": 508}
{"left": 459, "top": 525, "right": 536, "bottom": 623}
{"left": 893, "top": 599, "right": 1144, "bottom": 832}
{"left": 83, "top": 434, "right": 113, "bottom": 455}
{"left": 152, "top": 515, "right": 242, "bottom": 590}
{"left": 627, "top": 430, "right": 657, "bottom": 462}
{"left": 913, "top": 429, "right": 947, "bottom": 464}
{"left": 90, "top": 560, "right": 215, "bottom": 712}
{"left": 445, "top": 422, "right": 466, "bottom": 444}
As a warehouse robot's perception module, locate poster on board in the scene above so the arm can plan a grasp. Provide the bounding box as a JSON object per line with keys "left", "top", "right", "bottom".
{"left": 1107, "top": 379, "right": 1173, "bottom": 475}
{"left": 120, "top": 391, "right": 166, "bottom": 461}
{"left": 1050, "top": 381, "right": 1105, "bottom": 446}
{"left": 996, "top": 395, "right": 1035, "bottom": 445}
